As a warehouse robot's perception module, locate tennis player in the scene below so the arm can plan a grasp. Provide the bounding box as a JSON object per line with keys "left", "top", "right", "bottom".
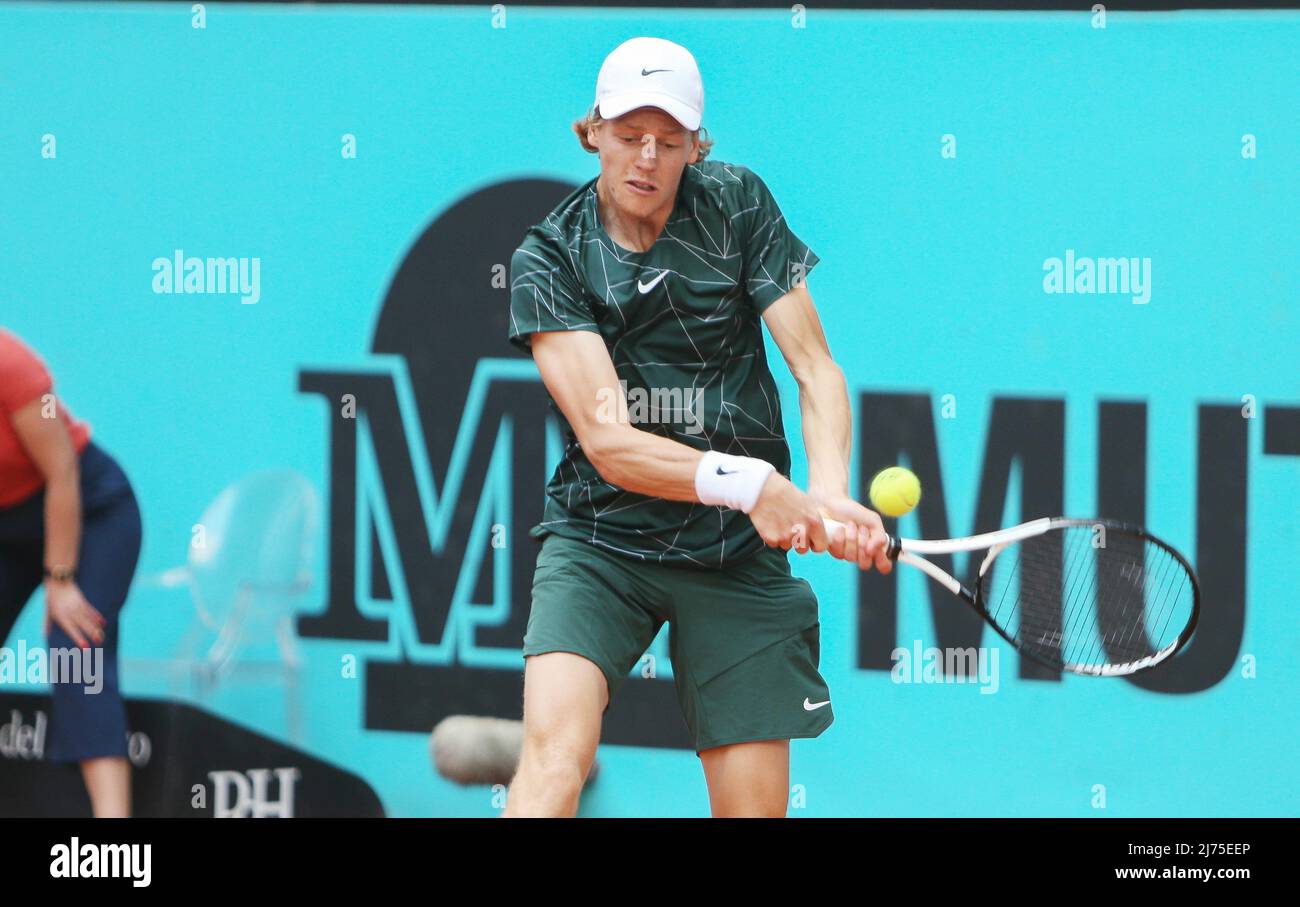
{"left": 504, "top": 37, "right": 891, "bottom": 818}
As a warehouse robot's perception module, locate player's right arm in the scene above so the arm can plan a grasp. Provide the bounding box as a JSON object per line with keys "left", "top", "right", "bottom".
{"left": 530, "top": 329, "right": 829, "bottom": 551}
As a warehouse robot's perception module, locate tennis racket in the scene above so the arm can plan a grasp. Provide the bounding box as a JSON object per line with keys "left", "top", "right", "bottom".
{"left": 821, "top": 516, "right": 1200, "bottom": 677}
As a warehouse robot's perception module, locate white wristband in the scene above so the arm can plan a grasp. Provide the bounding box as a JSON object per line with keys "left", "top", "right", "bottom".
{"left": 694, "top": 451, "right": 776, "bottom": 513}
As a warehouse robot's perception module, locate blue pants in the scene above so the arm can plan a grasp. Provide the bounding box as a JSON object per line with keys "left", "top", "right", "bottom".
{"left": 0, "top": 441, "right": 141, "bottom": 763}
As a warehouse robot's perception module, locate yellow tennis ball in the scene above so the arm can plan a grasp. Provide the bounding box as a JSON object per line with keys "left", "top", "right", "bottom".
{"left": 869, "top": 467, "right": 921, "bottom": 517}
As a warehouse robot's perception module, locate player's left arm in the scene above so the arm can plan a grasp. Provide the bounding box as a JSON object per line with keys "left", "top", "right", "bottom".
{"left": 762, "top": 284, "right": 890, "bottom": 572}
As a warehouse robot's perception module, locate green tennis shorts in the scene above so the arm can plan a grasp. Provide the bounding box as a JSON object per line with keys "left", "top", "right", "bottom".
{"left": 521, "top": 534, "right": 834, "bottom": 753}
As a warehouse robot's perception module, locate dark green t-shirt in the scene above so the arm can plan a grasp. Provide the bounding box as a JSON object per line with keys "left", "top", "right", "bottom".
{"left": 508, "top": 160, "right": 819, "bottom": 568}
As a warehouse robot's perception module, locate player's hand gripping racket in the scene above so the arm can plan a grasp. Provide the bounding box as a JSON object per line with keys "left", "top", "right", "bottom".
{"left": 821, "top": 516, "right": 1200, "bottom": 677}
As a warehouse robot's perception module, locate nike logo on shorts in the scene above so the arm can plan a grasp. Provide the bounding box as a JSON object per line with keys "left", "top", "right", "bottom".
{"left": 803, "top": 698, "right": 830, "bottom": 711}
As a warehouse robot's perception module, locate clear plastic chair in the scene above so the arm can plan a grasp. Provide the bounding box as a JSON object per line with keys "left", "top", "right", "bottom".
{"left": 154, "top": 469, "right": 318, "bottom": 742}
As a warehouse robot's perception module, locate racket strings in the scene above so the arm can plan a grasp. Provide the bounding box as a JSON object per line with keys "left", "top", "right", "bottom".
{"left": 1030, "top": 535, "right": 1173, "bottom": 667}
{"left": 978, "top": 525, "right": 1196, "bottom": 672}
{"left": 1006, "top": 533, "right": 1183, "bottom": 667}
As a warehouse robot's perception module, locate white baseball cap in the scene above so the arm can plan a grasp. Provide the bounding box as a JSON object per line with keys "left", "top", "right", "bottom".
{"left": 594, "top": 37, "right": 704, "bottom": 132}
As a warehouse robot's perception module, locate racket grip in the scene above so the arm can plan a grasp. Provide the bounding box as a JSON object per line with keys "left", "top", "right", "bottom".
{"left": 821, "top": 517, "right": 900, "bottom": 559}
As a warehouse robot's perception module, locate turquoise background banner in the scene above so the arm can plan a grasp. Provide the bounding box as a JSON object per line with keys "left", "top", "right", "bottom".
{"left": 1, "top": 2, "right": 1297, "bottom": 816}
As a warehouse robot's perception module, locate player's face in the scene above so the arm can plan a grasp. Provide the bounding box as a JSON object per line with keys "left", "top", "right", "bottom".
{"left": 590, "top": 107, "right": 700, "bottom": 218}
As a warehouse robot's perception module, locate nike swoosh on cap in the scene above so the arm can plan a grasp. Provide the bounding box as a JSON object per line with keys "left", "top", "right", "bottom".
{"left": 641, "top": 68, "right": 671, "bottom": 76}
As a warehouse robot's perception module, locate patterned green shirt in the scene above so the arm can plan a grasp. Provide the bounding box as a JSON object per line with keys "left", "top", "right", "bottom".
{"left": 508, "top": 160, "right": 819, "bottom": 568}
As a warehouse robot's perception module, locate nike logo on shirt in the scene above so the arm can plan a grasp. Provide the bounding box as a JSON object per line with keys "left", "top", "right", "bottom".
{"left": 637, "top": 270, "right": 668, "bottom": 293}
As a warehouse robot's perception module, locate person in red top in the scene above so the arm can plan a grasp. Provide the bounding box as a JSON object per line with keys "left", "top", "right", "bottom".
{"left": 0, "top": 328, "right": 141, "bottom": 817}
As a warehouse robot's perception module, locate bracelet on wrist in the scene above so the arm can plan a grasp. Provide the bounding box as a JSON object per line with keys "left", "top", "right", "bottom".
{"left": 43, "top": 565, "right": 77, "bottom": 583}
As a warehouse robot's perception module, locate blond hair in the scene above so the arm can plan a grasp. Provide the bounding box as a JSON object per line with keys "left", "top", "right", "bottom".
{"left": 572, "top": 106, "right": 713, "bottom": 162}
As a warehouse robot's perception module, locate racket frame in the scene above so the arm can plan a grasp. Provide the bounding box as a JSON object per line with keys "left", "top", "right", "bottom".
{"left": 824, "top": 515, "right": 1201, "bottom": 676}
